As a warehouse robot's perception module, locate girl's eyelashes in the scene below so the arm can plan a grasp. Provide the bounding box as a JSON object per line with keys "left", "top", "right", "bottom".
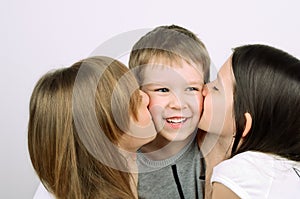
{"left": 207, "top": 80, "right": 219, "bottom": 91}
{"left": 154, "top": 88, "right": 169, "bottom": 92}
{"left": 212, "top": 86, "right": 219, "bottom": 91}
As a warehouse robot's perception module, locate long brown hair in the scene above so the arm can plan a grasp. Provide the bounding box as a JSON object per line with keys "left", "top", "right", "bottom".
{"left": 28, "top": 56, "right": 141, "bottom": 198}
{"left": 231, "top": 44, "right": 300, "bottom": 161}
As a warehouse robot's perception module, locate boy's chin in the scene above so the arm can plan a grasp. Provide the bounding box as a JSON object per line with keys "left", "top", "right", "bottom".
{"left": 161, "top": 131, "right": 195, "bottom": 143}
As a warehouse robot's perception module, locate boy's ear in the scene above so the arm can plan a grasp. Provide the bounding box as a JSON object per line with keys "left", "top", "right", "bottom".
{"left": 242, "top": 112, "right": 252, "bottom": 138}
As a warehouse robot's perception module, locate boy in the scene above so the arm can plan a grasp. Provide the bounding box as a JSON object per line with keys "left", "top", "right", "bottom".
{"left": 129, "top": 25, "right": 210, "bottom": 199}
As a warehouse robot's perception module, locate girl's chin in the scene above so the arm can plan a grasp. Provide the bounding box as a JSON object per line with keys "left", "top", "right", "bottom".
{"left": 198, "top": 120, "right": 210, "bottom": 132}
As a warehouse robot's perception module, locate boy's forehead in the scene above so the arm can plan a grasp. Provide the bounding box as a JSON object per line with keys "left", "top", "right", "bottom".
{"left": 148, "top": 56, "right": 194, "bottom": 67}
{"left": 146, "top": 57, "right": 203, "bottom": 72}
{"left": 141, "top": 61, "right": 204, "bottom": 85}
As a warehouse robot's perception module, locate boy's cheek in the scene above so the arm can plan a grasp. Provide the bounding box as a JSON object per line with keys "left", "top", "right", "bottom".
{"left": 146, "top": 94, "right": 166, "bottom": 107}
{"left": 145, "top": 96, "right": 164, "bottom": 115}
{"left": 147, "top": 105, "right": 165, "bottom": 133}
{"left": 188, "top": 94, "right": 204, "bottom": 112}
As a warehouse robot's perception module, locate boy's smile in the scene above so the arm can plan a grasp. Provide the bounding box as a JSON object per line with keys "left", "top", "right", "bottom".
{"left": 165, "top": 116, "right": 189, "bottom": 129}
{"left": 141, "top": 59, "right": 204, "bottom": 142}
{"left": 166, "top": 116, "right": 187, "bottom": 124}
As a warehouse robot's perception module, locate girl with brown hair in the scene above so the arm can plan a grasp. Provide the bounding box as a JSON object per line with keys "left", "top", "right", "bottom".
{"left": 28, "top": 56, "right": 157, "bottom": 199}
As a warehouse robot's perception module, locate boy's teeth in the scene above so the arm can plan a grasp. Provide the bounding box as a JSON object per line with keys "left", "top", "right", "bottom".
{"left": 166, "top": 118, "right": 186, "bottom": 123}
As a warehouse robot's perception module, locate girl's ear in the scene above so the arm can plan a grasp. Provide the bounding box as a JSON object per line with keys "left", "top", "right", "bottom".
{"left": 242, "top": 112, "right": 252, "bottom": 137}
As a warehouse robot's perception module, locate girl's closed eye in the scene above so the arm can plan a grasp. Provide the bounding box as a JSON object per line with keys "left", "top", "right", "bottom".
{"left": 212, "top": 86, "right": 219, "bottom": 91}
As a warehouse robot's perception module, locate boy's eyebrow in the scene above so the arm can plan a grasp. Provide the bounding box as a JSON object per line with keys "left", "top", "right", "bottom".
{"left": 188, "top": 80, "right": 204, "bottom": 85}
{"left": 143, "top": 81, "right": 204, "bottom": 87}
{"left": 142, "top": 83, "right": 168, "bottom": 87}
{"left": 144, "top": 80, "right": 204, "bottom": 85}
{"left": 185, "top": 77, "right": 205, "bottom": 85}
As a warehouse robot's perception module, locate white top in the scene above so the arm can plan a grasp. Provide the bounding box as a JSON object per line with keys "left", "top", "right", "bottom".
{"left": 33, "top": 183, "right": 54, "bottom": 199}
{"left": 211, "top": 151, "right": 300, "bottom": 199}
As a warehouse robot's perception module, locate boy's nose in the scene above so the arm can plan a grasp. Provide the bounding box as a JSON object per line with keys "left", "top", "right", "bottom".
{"left": 169, "top": 92, "right": 185, "bottom": 109}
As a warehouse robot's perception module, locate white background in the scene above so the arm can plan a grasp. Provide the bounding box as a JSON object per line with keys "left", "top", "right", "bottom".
{"left": 1, "top": 0, "right": 299, "bottom": 198}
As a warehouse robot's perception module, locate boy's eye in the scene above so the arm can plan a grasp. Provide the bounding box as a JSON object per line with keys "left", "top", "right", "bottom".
{"left": 154, "top": 88, "right": 169, "bottom": 92}
{"left": 186, "top": 87, "right": 199, "bottom": 91}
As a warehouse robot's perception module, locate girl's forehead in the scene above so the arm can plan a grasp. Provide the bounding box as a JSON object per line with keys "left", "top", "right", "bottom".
{"left": 219, "top": 56, "right": 233, "bottom": 77}
{"left": 217, "top": 56, "right": 235, "bottom": 91}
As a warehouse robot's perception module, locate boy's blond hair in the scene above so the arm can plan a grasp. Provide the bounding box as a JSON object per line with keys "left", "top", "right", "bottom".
{"left": 129, "top": 25, "right": 210, "bottom": 84}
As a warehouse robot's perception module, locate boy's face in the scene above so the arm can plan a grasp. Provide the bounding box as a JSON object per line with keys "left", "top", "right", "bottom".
{"left": 141, "top": 60, "right": 204, "bottom": 142}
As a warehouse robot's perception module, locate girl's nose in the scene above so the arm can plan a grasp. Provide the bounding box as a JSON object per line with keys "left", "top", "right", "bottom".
{"left": 202, "top": 85, "right": 209, "bottom": 97}
{"left": 139, "top": 90, "right": 149, "bottom": 105}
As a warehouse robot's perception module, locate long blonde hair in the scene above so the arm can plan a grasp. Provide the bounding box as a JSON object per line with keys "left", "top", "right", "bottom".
{"left": 28, "top": 56, "right": 141, "bottom": 198}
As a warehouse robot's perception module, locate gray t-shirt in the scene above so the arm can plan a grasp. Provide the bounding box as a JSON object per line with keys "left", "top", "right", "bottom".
{"left": 137, "top": 136, "right": 205, "bottom": 199}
